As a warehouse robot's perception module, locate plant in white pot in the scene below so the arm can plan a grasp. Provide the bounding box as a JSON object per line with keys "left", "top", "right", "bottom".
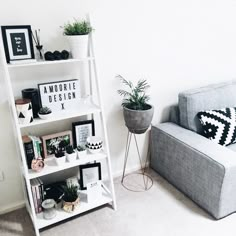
{"left": 117, "top": 75, "right": 154, "bottom": 134}
{"left": 54, "top": 148, "right": 66, "bottom": 165}
{"left": 66, "top": 145, "right": 77, "bottom": 162}
{"left": 38, "top": 106, "right": 52, "bottom": 120}
{"left": 62, "top": 19, "right": 93, "bottom": 59}
{"left": 76, "top": 145, "right": 87, "bottom": 159}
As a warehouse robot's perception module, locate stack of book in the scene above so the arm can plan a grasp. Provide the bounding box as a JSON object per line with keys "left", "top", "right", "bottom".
{"left": 31, "top": 178, "right": 44, "bottom": 214}
{"left": 22, "top": 135, "right": 43, "bottom": 169}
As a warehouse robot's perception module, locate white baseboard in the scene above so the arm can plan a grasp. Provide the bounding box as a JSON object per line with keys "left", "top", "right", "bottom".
{"left": 0, "top": 200, "right": 25, "bottom": 215}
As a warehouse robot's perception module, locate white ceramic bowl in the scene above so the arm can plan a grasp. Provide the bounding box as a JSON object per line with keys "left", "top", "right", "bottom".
{"left": 86, "top": 136, "right": 103, "bottom": 146}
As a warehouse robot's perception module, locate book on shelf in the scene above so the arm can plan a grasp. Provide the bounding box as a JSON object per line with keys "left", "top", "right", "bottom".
{"left": 31, "top": 178, "right": 44, "bottom": 214}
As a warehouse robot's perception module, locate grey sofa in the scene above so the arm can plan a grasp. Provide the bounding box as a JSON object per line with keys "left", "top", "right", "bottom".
{"left": 150, "top": 80, "right": 236, "bottom": 219}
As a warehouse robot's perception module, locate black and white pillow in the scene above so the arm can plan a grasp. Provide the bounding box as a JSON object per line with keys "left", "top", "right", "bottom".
{"left": 197, "top": 107, "right": 236, "bottom": 146}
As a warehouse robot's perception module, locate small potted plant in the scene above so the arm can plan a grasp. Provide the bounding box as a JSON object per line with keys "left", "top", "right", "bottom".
{"left": 38, "top": 106, "right": 52, "bottom": 120}
{"left": 54, "top": 147, "right": 66, "bottom": 165}
{"left": 117, "top": 75, "right": 154, "bottom": 134}
{"left": 66, "top": 145, "right": 77, "bottom": 162}
{"left": 76, "top": 145, "right": 87, "bottom": 158}
{"left": 62, "top": 19, "right": 93, "bottom": 59}
{"left": 62, "top": 184, "right": 80, "bottom": 213}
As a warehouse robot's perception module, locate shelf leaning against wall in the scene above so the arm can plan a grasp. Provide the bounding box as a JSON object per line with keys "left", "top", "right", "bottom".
{"left": 0, "top": 16, "right": 116, "bottom": 236}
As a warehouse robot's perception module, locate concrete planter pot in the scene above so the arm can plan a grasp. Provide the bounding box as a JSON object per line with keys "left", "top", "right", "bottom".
{"left": 123, "top": 105, "right": 154, "bottom": 134}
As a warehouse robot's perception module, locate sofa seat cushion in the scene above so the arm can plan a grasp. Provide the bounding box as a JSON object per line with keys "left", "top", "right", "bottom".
{"left": 179, "top": 80, "right": 236, "bottom": 133}
{"left": 197, "top": 107, "right": 236, "bottom": 146}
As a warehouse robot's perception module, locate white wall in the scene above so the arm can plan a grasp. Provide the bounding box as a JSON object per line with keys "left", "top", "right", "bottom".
{"left": 1, "top": 0, "right": 236, "bottom": 212}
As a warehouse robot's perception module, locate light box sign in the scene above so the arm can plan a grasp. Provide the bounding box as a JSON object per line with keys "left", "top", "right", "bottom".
{"left": 38, "top": 79, "right": 80, "bottom": 112}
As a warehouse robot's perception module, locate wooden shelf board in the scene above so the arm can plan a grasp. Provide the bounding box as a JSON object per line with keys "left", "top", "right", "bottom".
{"left": 7, "top": 57, "right": 95, "bottom": 68}
{"left": 28, "top": 151, "right": 107, "bottom": 179}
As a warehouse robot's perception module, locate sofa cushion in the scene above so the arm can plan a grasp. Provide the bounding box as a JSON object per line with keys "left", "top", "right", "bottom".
{"left": 197, "top": 107, "right": 236, "bottom": 146}
{"left": 179, "top": 80, "right": 236, "bottom": 133}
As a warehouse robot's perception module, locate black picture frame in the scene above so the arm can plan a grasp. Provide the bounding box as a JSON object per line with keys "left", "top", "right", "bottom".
{"left": 1, "top": 25, "right": 35, "bottom": 63}
{"left": 79, "top": 163, "right": 102, "bottom": 190}
{"left": 72, "top": 120, "right": 95, "bottom": 148}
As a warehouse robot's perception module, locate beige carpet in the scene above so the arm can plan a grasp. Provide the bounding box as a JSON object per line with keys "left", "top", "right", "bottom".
{"left": 1, "top": 169, "right": 236, "bottom": 236}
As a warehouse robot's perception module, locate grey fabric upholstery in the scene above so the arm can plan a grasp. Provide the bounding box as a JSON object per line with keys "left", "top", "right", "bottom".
{"left": 179, "top": 80, "right": 236, "bottom": 132}
{"left": 151, "top": 123, "right": 236, "bottom": 219}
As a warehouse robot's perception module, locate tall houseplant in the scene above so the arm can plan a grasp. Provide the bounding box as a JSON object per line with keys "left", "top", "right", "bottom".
{"left": 62, "top": 19, "right": 93, "bottom": 59}
{"left": 117, "top": 75, "right": 154, "bottom": 134}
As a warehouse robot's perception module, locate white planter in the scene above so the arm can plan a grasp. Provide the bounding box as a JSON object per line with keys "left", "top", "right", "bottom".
{"left": 55, "top": 156, "right": 66, "bottom": 165}
{"left": 15, "top": 99, "right": 33, "bottom": 124}
{"left": 66, "top": 152, "right": 77, "bottom": 162}
{"left": 38, "top": 113, "right": 52, "bottom": 120}
{"left": 77, "top": 150, "right": 87, "bottom": 159}
{"left": 66, "top": 35, "right": 89, "bottom": 59}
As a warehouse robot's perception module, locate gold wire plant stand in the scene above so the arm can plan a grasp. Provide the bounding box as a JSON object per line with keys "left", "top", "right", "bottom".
{"left": 121, "top": 130, "right": 153, "bottom": 192}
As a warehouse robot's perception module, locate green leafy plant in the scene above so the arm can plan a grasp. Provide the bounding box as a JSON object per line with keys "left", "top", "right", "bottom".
{"left": 55, "top": 148, "right": 65, "bottom": 158}
{"left": 117, "top": 75, "right": 151, "bottom": 110}
{"left": 62, "top": 184, "right": 78, "bottom": 202}
{"left": 63, "top": 19, "right": 93, "bottom": 35}
{"left": 66, "top": 145, "right": 75, "bottom": 154}
{"left": 77, "top": 145, "right": 86, "bottom": 152}
{"left": 39, "top": 106, "right": 52, "bottom": 115}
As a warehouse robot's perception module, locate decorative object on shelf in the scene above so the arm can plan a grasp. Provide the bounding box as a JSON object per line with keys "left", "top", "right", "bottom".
{"left": 79, "top": 163, "right": 102, "bottom": 190}
{"left": 42, "top": 199, "right": 57, "bottom": 220}
{"left": 54, "top": 147, "right": 66, "bottom": 165}
{"left": 15, "top": 98, "right": 33, "bottom": 124}
{"left": 86, "top": 136, "right": 103, "bottom": 154}
{"left": 1, "top": 25, "right": 35, "bottom": 63}
{"left": 76, "top": 145, "right": 87, "bottom": 158}
{"left": 62, "top": 19, "right": 93, "bottom": 59}
{"left": 44, "top": 182, "right": 65, "bottom": 203}
{"left": 22, "top": 135, "right": 35, "bottom": 169}
{"left": 38, "top": 79, "right": 80, "bottom": 112}
{"left": 31, "top": 157, "right": 44, "bottom": 172}
{"left": 117, "top": 74, "right": 154, "bottom": 134}
{"left": 72, "top": 120, "right": 95, "bottom": 148}
{"left": 31, "top": 29, "right": 44, "bottom": 61}
{"left": 65, "top": 145, "right": 77, "bottom": 162}
{"left": 66, "top": 176, "right": 79, "bottom": 188}
{"left": 86, "top": 181, "right": 103, "bottom": 203}
{"left": 62, "top": 184, "right": 80, "bottom": 213}
{"left": 38, "top": 106, "right": 52, "bottom": 119}
{"left": 44, "top": 50, "right": 69, "bottom": 61}
{"left": 41, "top": 130, "right": 72, "bottom": 158}
{"left": 22, "top": 88, "right": 40, "bottom": 118}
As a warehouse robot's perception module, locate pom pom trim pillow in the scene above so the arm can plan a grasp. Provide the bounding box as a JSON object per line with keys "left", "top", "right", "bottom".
{"left": 197, "top": 107, "right": 236, "bottom": 146}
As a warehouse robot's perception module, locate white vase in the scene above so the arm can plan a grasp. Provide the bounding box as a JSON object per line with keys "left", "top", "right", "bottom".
{"left": 66, "top": 152, "right": 77, "bottom": 162}
{"left": 66, "top": 35, "right": 89, "bottom": 59}
{"left": 55, "top": 156, "right": 66, "bottom": 165}
{"left": 15, "top": 99, "right": 33, "bottom": 124}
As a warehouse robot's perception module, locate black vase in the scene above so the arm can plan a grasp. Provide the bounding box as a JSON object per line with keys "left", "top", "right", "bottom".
{"left": 22, "top": 88, "right": 40, "bottom": 118}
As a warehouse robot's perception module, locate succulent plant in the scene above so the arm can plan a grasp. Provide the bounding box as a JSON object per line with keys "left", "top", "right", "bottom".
{"left": 63, "top": 19, "right": 93, "bottom": 35}
{"left": 77, "top": 145, "right": 86, "bottom": 152}
{"left": 62, "top": 184, "right": 78, "bottom": 202}
{"left": 55, "top": 148, "right": 65, "bottom": 158}
{"left": 66, "top": 145, "right": 75, "bottom": 154}
{"left": 39, "top": 106, "right": 52, "bottom": 115}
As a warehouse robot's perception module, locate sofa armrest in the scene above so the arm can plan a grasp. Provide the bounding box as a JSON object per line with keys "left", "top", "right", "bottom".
{"left": 150, "top": 122, "right": 236, "bottom": 219}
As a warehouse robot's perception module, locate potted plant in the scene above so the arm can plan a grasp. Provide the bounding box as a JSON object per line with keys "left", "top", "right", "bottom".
{"left": 38, "top": 106, "right": 52, "bottom": 120}
{"left": 117, "top": 75, "right": 154, "bottom": 134}
{"left": 65, "top": 145, "right": 77, "bottom": 162}
{"left": 62, "top": 19, "right": 93, "bottom": 59}
{"left": 62, "top": 184, "right": 80, "bottom": 213}
{"left": 54, "top": 147, "right": 66, "bottom": 165}
{"left": 76, "top": 145, "right": 87, "bottom": 158}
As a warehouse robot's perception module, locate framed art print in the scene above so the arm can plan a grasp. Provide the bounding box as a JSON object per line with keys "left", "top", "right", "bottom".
{"left": 79, "top": 163, "right": 102, "bottom": 190}
{"left": 72, "top": 120, "right": 95, "bottom": 148}
{"left": 1, "top": 25, "right": 35, "bottom": 63}
{"left": 38, "top": 79, "right": 81, "bottom": 112}
{"left": 41, "top": 131, "right": 72, "bottom": 158}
